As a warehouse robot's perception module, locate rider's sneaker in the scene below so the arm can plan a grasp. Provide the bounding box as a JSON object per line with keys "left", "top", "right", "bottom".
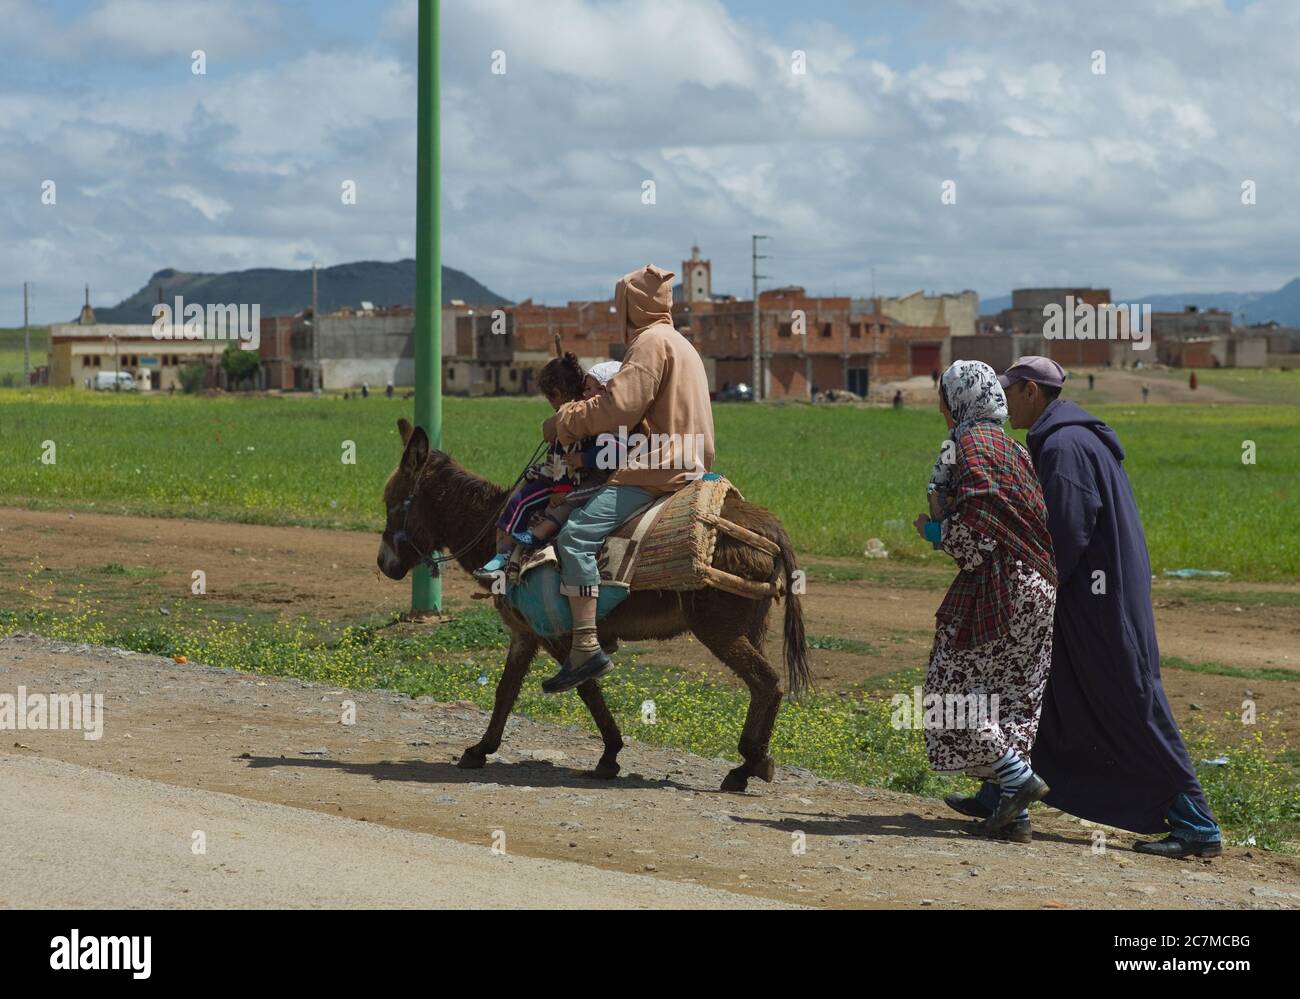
{"left": 511, "top": 529, "right": 540, "bottom": 548}
{"left": 541, "top": 650, "right": 612, "bottom": 694}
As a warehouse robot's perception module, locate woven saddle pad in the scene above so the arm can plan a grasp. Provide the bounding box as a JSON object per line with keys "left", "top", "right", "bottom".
{"left": 513, "top": 477, "right": 783, "bottom": 599}
{"left": 600, "top": 477, "right": 783, "bottom": 598}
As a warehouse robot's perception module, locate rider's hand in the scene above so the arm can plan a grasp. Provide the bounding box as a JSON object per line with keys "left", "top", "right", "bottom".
{"left": 563, "top": 452, "right": 583, "bottom": 472}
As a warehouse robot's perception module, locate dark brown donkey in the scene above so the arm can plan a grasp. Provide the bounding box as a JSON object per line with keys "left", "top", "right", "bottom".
{"left": 376, "top": 418, "right": 811, "bottom": 792}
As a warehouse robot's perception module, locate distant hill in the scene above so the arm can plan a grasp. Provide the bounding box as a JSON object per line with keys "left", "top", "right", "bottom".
{"left": 980, "top": 278, "right": 1300, "bottom": 325}
{"left": 90, "top": 260, "right": 512, "bottom": 324}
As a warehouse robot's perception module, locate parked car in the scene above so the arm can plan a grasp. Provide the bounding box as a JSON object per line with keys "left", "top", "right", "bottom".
{"left": 94, "top": 371, "right": 137, "bottom": 391}
{"left": 715, "top": 382, "right": 754, "bottom": 402}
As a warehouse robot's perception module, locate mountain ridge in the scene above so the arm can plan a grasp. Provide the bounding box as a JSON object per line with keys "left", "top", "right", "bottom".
{"left": 88, "top": 260, "right": 512, "bottom": 324}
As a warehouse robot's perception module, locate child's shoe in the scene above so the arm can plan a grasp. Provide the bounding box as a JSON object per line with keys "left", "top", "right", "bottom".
{"left": 511, "top": 530, "right": 540, "bottom": 548}
{"left": 472, "top": 552, "right": 509, "bottom": 582}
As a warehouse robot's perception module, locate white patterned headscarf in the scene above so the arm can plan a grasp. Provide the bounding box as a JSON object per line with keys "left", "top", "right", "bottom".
{"left": 928, "top": 359, "right": 1008, "bottom": 496}
{"left": 587, "top": 361, "right": 621, "bottom": 386}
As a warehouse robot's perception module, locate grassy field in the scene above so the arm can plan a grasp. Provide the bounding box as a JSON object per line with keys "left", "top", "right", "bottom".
{"left": 2, "top": 388, "right": 1298, "bottom": 578}
{"left": 0, "top": 327, "right": 47, "bottom": 386}
{"left": 1145, "top": 366, "right": 1300, "bottom": 405}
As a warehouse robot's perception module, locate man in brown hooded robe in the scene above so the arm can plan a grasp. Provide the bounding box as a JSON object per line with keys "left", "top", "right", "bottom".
{"left": 539, "top": 264, "right": 716, "bottom": 692}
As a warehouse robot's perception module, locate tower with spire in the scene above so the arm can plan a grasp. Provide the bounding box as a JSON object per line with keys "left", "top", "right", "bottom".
{"left": 78, "top": 285, "right": 96, "bottom": 325}
{"left": 681, "top": 244, "right": 712, "bottom": 304}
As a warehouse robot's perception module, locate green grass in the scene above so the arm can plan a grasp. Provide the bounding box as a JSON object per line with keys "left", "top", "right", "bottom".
{"left": 4, "top": 603, "right": 1294, "bottom": 849}
{"left": 1, "top": 389, "right": 1299, "bottom": 578}
{"left": 1146, "top": 367, "right": 1300, "bottom": 405}
{"left": 807, "top": 634, "right": 879, "bottom": 655}
{"left": 1162, "top": 656, "right": 1300, "bottom": 684}
{"left": 0, "top": 327, "right": 47, "bottom": 386}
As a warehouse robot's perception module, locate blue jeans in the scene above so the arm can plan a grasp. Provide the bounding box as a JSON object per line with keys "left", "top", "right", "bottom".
{"left": 1167, "top": 792, "right": 1221, "bottom": 843}
{"left": 974, "top": 783, "right": 1221, "bottom": 842}
{"left": 556, "top": 485, "right": 656, "bottom": 591}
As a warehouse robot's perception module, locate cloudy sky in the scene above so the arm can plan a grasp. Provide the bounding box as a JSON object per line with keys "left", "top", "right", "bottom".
{"left": 2, "top": 0, "right": 1295, "bottom": 323}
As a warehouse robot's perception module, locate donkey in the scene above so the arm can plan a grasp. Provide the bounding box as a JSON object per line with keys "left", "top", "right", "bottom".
{"left": 377, "top": 418, "right": 811, "bottom": 792}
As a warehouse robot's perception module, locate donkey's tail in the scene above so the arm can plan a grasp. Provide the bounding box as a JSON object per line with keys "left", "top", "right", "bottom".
{"left": 776, "top": 528, "right": 812, "bottom": 698}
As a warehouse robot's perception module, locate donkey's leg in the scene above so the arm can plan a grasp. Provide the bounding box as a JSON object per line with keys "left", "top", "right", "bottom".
{"left": 693, "top": 613, "right": 782, "bottom": 793}
{"left": 458, "top": 631, "right": 539, "bottom": 769}
{"left": 745, "top": 616, "right": 783, "bottom": 785}
{"left": 575, "top": 680, "right": 625, "bottom": 779}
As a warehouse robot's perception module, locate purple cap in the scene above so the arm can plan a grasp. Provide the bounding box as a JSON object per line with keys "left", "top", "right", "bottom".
{"left": 999, "top": 355, "right": 1066, "bottom": 389}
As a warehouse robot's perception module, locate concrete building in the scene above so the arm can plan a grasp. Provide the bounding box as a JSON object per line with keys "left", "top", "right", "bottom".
{"left": 1249, "top": 324, "right": 1300, "bottom": 364}
{"left": 967, "top": 288, "right": 1173, "bottom": 368}
{"left": 259, "top": 304, "right": 470, "bottom": 391}
{"left": 1151, "top": 306, "right": 1235, "bottom": 341}
{"left": 867, "top": 289, "right": 979, "bottom": 338}
{"left": 48, "top": 322, "right": 226, "bottom": 390}
{"left": 995, "top": 288, "right": 1113, "bottom": 338}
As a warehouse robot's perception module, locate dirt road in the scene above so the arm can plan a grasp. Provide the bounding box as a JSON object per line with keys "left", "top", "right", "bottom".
{"left": 2, "top": 633, "right": 1297, "bottom": 909}
{"left": 3, "top": 507, "right": 1297, "bottom": 740}
{"left": 0, "top": 752, "right": 791, "bottom": 909}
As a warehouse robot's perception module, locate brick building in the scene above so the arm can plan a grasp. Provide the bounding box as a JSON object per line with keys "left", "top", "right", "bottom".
{"left": 680, "top": 288, "right": 947, "bottom": 400}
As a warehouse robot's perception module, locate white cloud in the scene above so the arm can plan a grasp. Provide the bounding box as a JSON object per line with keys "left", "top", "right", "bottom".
{"left": 5, "top": 0, "right": 1300, "bottom": 325}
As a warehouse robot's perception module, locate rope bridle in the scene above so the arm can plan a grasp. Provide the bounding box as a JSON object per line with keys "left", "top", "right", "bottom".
{"left": 390, "top": 439, "right": 550, "bottom": 576}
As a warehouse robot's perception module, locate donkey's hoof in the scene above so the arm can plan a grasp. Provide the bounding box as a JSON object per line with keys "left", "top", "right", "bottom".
{"left": 457, "top": 747, "right": 487, "bottom": 770}
{"left": 720, "top": 767, "right": 750, "bottom": 793}
{"left": 590, "top": 758, "right": 621, "bottom": 780}
{"left": 755, "top": 756, "right": 776, "bottom": 783}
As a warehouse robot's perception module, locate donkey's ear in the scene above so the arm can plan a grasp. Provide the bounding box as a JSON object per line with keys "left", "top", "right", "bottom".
{"left": 401, "top": 425, "right": 429, "bottom": 476}
{"left": 397, "top": 417, "right": 413, "bottom": 445}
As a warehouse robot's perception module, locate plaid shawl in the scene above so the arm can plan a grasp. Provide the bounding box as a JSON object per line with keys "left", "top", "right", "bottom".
{"left": 935, "top": 424, "right": 1057, "bottom": 649}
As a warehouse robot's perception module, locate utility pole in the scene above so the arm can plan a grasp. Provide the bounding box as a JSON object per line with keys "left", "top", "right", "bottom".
{"left": 311, "top": 262, "right": 321, "bottom": 395}
{"left": 412, "top": 0, "right": 443, "bottom": 614}
{"left": 751, "top": 234, "right": 768, "bottom": 399}
{"left": 22, "top": 282, "right": 30, "bottom": 384}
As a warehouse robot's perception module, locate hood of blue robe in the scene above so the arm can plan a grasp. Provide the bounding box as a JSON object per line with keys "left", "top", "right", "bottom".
{"left": 1027, "top": 399, "right": 1125, "bottom": 464}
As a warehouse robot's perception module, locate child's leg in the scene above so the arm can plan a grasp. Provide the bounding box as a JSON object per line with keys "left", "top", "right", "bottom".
{"left": 514, "top": 502, "right": 574, "bottom": 546}
{"left": 475, "top": 529, "right": 516, "bottom": 578}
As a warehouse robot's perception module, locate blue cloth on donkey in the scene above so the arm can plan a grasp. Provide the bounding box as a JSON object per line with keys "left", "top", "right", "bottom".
{"left": 502, "top": 565, "right": 630, "bottom": 638}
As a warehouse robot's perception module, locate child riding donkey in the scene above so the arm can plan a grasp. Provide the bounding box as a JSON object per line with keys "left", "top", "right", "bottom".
{"left": 474, "top": 355, "right": 623, "bottom": 581}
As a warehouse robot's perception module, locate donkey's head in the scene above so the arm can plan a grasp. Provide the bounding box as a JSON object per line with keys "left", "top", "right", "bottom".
{"left": 377, "top": 417, "right": 434, "bottom": 580}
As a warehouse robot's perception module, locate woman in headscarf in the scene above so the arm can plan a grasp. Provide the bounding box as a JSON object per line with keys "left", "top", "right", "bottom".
{"left": 913, "top": 360, "right": 1058, "bottom": 842}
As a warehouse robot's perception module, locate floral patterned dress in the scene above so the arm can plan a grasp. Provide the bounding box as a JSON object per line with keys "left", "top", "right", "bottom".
{"left": 925, "top": 514, "right": 1057, "bottom": 775}
{"left": 922, "top": 367, "right": 1058, "bottom": 776}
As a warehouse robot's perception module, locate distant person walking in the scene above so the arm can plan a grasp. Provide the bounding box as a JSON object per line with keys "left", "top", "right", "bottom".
{"left": 1087, "top": 373, "right": 1095, "bottom": 391}
{"left": 915, "top": 361, "right": 1058, "bottom": 843}
{"left": 1188, "top": 371, "right": 1198, "bottom": 391}
{"left": 948, "top": 356, "right": 1222, "bottom": 858}
{"left": 892, "top": 389, "right": 904, "bottom": 409}
{"left": 931, "top": 368, "right": 940, "bottom": 390}
{"left": 1142, "top": 382, "right": 1150, "bottom": 403}
{"left": 386, "top": 381, "right": 394, "bottom": 399}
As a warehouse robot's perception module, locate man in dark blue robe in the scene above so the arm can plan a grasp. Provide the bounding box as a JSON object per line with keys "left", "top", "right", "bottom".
{"left": 946, "top": 356, "right": 1221, "bottom": 858}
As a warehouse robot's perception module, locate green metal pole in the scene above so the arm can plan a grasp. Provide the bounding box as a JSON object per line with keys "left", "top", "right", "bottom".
{"left": 413, "top": 0, "right": 442, "bottom": 613}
